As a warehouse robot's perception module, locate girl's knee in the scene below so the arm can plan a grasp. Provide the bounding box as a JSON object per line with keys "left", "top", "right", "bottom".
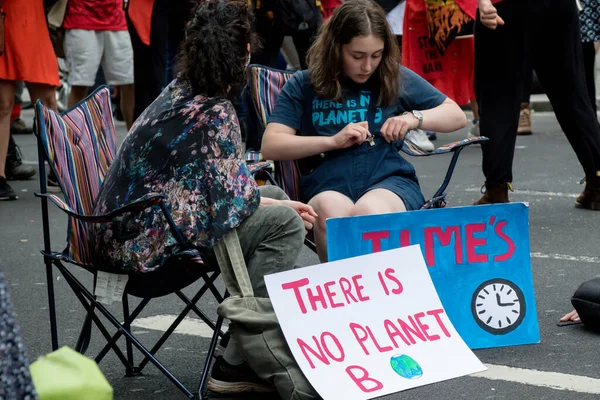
{"left": 351, "top": 202, "right": 382, "bottom": 217}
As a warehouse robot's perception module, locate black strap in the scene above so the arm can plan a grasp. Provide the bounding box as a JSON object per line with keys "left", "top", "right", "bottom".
{"left": 366, "top": 88, "right": 380, "bottom": 134}
{"left": 300, "top": 70, "right": 316, "bottom": 135}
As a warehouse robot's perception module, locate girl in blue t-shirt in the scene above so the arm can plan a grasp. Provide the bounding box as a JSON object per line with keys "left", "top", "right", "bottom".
{"left": 262, "top": 0, "right": 467, "bottom": 262}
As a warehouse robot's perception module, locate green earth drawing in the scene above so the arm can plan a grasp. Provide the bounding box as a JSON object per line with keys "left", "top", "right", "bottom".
{"left": 390, "top": 354, "right": 423, "bottom": 379}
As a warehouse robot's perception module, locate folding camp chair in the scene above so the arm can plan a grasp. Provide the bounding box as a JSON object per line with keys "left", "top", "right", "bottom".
{"left": 244, "top": 64, "right": 488, "bottom": 211}
{"left": 33, "top": 86, "right": 266, "bottom": 399}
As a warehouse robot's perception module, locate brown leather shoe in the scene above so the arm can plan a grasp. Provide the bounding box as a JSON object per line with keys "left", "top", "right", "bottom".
{"left": 474, "top": 183, "right": 512, "bottom": 205}
{"left": 576, "top": 175, "right": 600, "bottom": 210}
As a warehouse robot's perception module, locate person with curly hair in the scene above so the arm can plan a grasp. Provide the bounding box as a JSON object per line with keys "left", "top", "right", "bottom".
{"left": 91, "top": 1, "right": 317, "bottom": 394}
{"left": 261, "top": 0, "right": 467, "bottom": 262}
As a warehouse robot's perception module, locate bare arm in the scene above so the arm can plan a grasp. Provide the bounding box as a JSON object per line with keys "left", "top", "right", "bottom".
{"left": 420, "top": 98, "right": 467, "bottom": 133}
{"left": 380, "top": 98, "right": 467, "bottom": 142}
{"left": 262, "top": 121, "right": 372, "bottom": 161}
{"left": 261, "top": 123, "right": 336, "bottom": 160}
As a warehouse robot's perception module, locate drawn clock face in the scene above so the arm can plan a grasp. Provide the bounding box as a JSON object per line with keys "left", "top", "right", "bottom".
{"left": 471, "top": 278, "right": 526, "bottom": 335}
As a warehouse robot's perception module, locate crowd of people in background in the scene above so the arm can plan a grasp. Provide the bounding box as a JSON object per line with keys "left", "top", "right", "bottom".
{"left": 3, "top": 0, "right": 600, "bottom": 206}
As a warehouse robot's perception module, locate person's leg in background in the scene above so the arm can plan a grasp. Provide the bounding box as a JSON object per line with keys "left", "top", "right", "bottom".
{"left": 5, "top": 81, "right": 36, "bottom": 181}
{"left": 517, "top": 60, "right": 533, "bottom": 135}
{"left": 0, "top": 81, "right": 17, "bottom": 200}
{"left": 581, "top": 40, "right": 598, "bottom": 116}
{"left": 290, "top": 26, "right": 320, "bottom": 70}
{"left": 166, "top": 0, "right": 193, "bottom": 79}
{"left": 280, "top": 36, "right": 301, "bottom": 71}
{"left": 529, "top": 0, "right": 600, "bottom": 210}
{"left": 10, "top": 82, "right": 32, "bottom": 135}
{"left": 251, "top": 13, "right": 285, "bottom": 68}
{"left": 468, "top": 99, "right": 481, "bottom": 138}
{"left": 208, "top": 185, "right": 305, "bottom": 394}
{"left": 102, "top": 30, "right": 135, "bottom": 130}
{"left": 474, "top": 1, "right": 527, "bottom": 204}
{"left": 65, "top": 29, "right": 102, "bottom": 107}
{"left": 27, "top": 82, "right": 60, "bottom": 191}
{"left": 118, "top": 84, "right": 135, "bottom": 131}
{"left": 127, "top": 0, "right": 171, "bottom": 121}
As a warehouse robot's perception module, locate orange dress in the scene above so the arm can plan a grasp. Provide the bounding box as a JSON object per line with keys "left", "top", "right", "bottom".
{"left": 0, "top": 0, "right": 60, "bottom": 86}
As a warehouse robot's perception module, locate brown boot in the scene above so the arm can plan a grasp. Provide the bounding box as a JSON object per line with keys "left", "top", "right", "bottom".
{"left": 474, "top": 183, "right": 512, "bottom": 205}
{"left": 517, "top": 103, "right": 532, "bottom": 135}
{"left": 576, "top": 175, "right": 600, "bottom": 210}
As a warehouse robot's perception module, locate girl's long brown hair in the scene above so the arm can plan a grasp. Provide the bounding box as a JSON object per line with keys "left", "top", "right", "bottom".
{"left": 306, "top": 0, "right": 401, "bottom": 106}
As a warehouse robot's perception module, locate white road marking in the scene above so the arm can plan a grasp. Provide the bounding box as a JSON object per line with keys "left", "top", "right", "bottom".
{"left": 134, "top": 315, "right": 600, "bottom": 394}
{"left": 474, "top": 364, "right": 600, "bottom": 395}
{"left": 464, "top": 187, "right": 578, "bottom": 198}
{"left": 130, "top": 314, "right": 216, "bottom": 338}
{"left": 530, "top": 252, "right": 600, "bottom": 264}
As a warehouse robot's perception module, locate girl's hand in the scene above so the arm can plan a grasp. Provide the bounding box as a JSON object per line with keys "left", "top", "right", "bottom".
{"left": 280, "top": 200, "right": 318, "bottom": 232}
{"left": 380, "top": 113, "right": 418, "bottom": 143}
{"left": 330, "top": 121, "right": 371, "bottom": 149}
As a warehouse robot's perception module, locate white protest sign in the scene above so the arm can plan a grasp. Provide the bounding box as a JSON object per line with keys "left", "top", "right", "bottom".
{"left": 265, "top": 245, "right": 486, "bottom": 400}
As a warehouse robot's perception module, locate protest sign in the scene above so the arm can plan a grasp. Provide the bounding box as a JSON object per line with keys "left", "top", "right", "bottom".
{"left": 327, "top": 203, "right": 540, "bottom": 350}
{"left": 265, "top": 246, "right": 486, "bottom": 400}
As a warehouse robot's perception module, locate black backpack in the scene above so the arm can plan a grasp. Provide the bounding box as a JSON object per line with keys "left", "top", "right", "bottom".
{"left": 257, "top": 0, "right": 323, "bottom": 35}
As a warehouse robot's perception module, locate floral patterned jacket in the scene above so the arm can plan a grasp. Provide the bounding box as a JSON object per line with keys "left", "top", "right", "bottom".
{"left": 92, "top": 79, "right": 260, "bottom": 273}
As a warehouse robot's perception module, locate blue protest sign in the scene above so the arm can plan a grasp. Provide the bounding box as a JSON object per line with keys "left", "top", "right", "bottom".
{"left": 326, "top": 203, "right": 540, "bottom": 350}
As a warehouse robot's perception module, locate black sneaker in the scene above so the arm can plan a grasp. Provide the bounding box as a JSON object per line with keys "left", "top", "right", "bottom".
{"left": 46, "top": 170, "right": 62, "bottom": 193}
{"left": 6, "top": 135, "right": 36, "bottom": 180}
{"left": 0, "top": 176, "right": 17, "bottom": 200}
{"left": 207, "top": 356, "right": 275, "bottom": 394}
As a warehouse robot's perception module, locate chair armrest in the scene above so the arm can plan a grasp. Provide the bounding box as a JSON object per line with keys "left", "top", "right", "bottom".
{"left": 401, "top": 135, "right": 489, "bottom": 157}
{"left": 36, "top": 192, "right": 197, "bottom": 253}
{"left": 34, "top": 192, "right": 166, "bottom": 223}
{"left": 247, "top": 161, "right": 273, "bottom": 175}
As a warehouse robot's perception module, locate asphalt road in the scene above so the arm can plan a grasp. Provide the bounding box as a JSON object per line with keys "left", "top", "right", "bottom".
{"left": 1, "top": 109, "right": 599, "bottom": 400}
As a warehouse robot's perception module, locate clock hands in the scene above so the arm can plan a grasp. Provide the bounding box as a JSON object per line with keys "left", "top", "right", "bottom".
{"left": 496, "top": 293, "right": 515, "bottom": 307}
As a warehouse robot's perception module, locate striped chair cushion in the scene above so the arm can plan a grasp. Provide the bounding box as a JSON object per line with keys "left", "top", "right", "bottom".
{"left": 249, "top": 65, "right": 294, "bottom": 129}
{"left": 35, "top": 87, "right": 117, "bottom": 267}
{"left": 248, "top": 65, "right": 302, "bottom": 201}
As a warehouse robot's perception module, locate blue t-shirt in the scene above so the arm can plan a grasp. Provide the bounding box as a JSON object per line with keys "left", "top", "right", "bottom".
{"left": 268, "top": 66, "right": 447, "bottom": 137}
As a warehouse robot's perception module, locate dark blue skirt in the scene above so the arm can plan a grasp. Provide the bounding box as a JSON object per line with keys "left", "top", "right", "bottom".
{"left": 298, "top": 138, "right": 425, "bottom": 210}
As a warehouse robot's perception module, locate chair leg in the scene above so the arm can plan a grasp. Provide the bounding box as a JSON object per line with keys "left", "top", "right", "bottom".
{"left": 45, "top": 259, "right": 59, "bottom": 351}
{"left": 136, "top": 283, "right": 215, "bottom": 372}
{"left": 122, "top": 293, "right": 139, "bottom": 376}
{"left": 96, "top": 297, "right": 151, "bottom": 364}
{"left": 197, "top": 314, "right": 225, "bottom": 400}
{"left": 74, "top": 308, "right": 93, "bottom": 354}
{"left": 57, "top": 264, "right": 195, "bottom": 398}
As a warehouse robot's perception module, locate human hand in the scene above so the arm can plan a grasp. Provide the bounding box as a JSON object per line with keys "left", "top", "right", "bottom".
{"left": 479, "top": 0, "right": 504, "bottom": 30}
{"left": 380, "top": 114, "right": 418, "bottom": 143}
{"left": 559, "top": 309, "right": 581, "bottom": 323}
{"left": 330, "top": 121, "right": 371, "bottom": 149}
{"left": 280, "top": 200, "right": 318, "bottom": 232}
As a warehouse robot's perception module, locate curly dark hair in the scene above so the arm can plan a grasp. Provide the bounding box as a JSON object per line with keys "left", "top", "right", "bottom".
{"left": 177, "top": 0, "right": 258, "bottom": 99}
{"left": 307, "top": 0, "right": 401, "bottom": 106}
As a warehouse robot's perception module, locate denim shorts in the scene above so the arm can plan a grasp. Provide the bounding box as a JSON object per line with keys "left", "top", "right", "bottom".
{"left": 299, "top": 138, "right": 425, "bottom": 210}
